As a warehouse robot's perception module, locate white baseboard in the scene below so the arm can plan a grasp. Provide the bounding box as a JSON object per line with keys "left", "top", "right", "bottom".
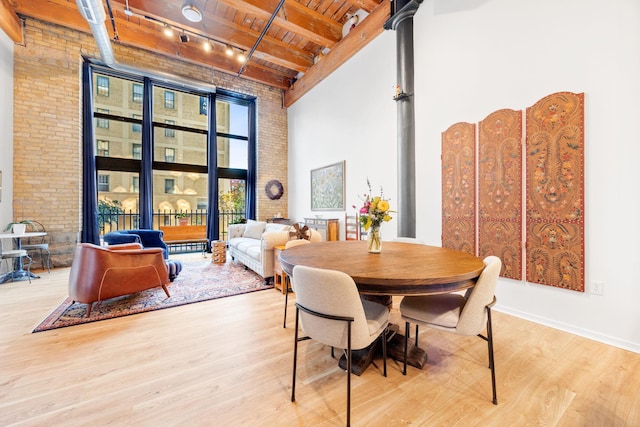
{"left": 494, "top": 305, "right": 640, "bottom": 355}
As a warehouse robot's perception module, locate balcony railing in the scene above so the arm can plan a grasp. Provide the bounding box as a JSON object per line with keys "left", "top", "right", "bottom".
{"left": 98, "top": 209, "right": 246, "bottom": 243}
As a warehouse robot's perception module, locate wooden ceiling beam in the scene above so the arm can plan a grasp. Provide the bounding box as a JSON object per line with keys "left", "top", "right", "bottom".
{"left": 111, "top": 23, "right": 292, "bottom": 89}
{"left": 220, "top": 0, "right": 342, "bottom": 48}
{"left": 283, "top": 1, "right": 389, "bottom": 107}
{"left": 346, "top": 0, "right": 383, "bottom": 13}
{"left": 13, "top": 0, "right": 90, "bottom": 32}
{"left": 0, "top": 0, "right": 23, "bottom": 43}
{"left": 13, "top": 0, "right": 291, "bottom": 89}
{"left": 121, "top": 0, "right": 313, "bottom": 72}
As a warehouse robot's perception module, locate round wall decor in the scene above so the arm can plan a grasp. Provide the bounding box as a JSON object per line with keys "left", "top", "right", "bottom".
{"left": 265, "top": 179, "right": 284, "bottom": 200}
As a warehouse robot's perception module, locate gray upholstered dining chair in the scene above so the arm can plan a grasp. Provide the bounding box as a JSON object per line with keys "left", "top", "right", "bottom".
{"left": 399, "top": 255, "right": 501, "bottom": 404}
{"left": 282, "top": 238, "right": 311, "bottom": 328}
{"left": 291, "top": 265, "right": 389, "bottom": 427}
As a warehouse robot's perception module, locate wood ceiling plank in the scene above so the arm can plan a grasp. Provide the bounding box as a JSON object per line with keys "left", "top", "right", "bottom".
{"left": 0, "top": 0, "right": 22, "bottom": 43}
{"left": 346, "top": 0, "right": 381, "bottom": 13}
{"left": 121, "top": 0, "right": 313, "bottom": 72}
{"left": 283, "top": 0, "right": 388, "bottom": 107}
{"left": 11, "top": 0, "right": 388, "bottom": 101}
{"left": 113, "top": 23, "right": 292, "bottom": 89}
{"left": 13, "top": 0, "right": 90, "bottom": 32}
{"left": 221, "top": 0, "right": 341, "bottom": 48}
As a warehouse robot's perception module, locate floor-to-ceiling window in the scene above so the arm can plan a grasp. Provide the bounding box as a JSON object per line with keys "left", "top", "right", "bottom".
{"left": 85, "top": 62, "right": 255, "bottom": 243}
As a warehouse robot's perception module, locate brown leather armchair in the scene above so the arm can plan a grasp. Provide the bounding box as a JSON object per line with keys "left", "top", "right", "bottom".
{"left": 68, "top": 243, "right": 171, "bottom": 317}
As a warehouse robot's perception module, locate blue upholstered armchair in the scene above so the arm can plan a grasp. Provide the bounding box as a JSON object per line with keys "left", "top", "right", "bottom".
{"left": 103, "top": 229, "right": 168, "bottom": 259}
{"left": 102, "top": 229, "right": 182, "bottom": 281}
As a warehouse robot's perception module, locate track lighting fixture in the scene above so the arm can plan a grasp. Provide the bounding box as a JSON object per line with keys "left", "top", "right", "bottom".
{"left": 146, "top": 15, "right": 246, "bottom": 64}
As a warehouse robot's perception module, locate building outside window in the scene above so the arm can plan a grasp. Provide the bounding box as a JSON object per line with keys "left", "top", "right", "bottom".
{"left": 97, "top": 139, "right": 109, "bottom": 156}
{"left": 97, "top": 75, "right": 109, "bottom": 96}
{"left": 132, "top": 176, "right": 139, "bottom": 193}
{"left": 132, "top": 83, "right": 143, "bottom": 103}
{"left": 132, "top": 143, "right": 141, "bottom": 159}
{"left": 165, "top": 119, "right": 175, "bottom": 137}
{"left": 96, "top": 108, "right": 109, "bottom": 128}
{"left": 165, "top": 147, "right": 175, "bottom": 162}
{"left": 164, "top": 178, "right": 175, "bottom": 194}
{"left": 98, "top": 174, "right": 110, "bottom": 192}
{"left": 200, "top": 96, "right": 207, "bottom": 115}
{"left": 132, "top": 113, "right": 142, "bottom": 132}
{"left": 165, "top": 91, "right": 175, "bottom": 109}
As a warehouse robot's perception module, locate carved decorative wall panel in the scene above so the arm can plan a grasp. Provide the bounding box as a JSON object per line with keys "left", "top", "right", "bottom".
{"left": 478, "top": 109, "right": 523, "bottom": 280}
{"left": 441, "top": 91, "right": 585, "bottom": 291}
{"left": 442, "top": 122, "right": 476, "bottom": 254}
{"left": 525, "top": 92, "right": 585, "bottom": 291}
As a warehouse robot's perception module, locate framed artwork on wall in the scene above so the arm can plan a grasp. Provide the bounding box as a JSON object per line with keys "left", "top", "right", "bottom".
{"left": 311, "top": 161, "right": 345, "bottom": 211}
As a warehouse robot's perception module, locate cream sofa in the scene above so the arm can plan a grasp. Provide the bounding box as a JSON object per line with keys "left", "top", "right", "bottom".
{"left": 227, "top": 221, "right": 292, "bottom": 283}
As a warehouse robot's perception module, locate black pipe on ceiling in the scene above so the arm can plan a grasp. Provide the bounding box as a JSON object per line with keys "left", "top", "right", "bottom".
{"left": 238, "top": 0, "right": 286, "bottom": 76}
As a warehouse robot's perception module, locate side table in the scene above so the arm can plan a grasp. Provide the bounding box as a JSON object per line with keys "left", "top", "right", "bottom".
{"left": 211, "top": 240, "right": 227, "bottom": 264}
{"left": 273, "top": 245, "right": 287, "bottom": 293}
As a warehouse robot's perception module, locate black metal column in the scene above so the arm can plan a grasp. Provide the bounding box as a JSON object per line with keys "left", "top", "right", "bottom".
{"left": 385, "top": 0, "right": 422, "bottom": 238}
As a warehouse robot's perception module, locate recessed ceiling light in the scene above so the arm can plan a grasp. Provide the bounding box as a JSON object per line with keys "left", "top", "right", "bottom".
{"left": 182, "top": 3, "right": 202, "bottom": 23}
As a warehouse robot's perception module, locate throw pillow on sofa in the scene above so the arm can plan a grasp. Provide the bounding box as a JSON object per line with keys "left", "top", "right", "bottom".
{"left": 243, "top": 220, "right": 267, "bottom": 239}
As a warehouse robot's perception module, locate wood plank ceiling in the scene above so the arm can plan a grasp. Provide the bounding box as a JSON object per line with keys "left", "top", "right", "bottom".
{"left": 2, "top": 0, "right": 390, "bottom": 106}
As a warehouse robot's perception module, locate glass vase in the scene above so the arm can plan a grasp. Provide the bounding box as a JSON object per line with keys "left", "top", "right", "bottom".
{"left": 367, "top": 227, "right": 382, "bottom": 253}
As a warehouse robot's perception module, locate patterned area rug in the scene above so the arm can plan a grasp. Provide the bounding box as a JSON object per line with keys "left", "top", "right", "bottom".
{"left": 33, "top": 260, "right": 270, "bottom": 332}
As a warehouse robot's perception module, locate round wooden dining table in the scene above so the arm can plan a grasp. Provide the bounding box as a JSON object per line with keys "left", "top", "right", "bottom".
{"left": 279, "top": 240, "right": 486, "bottom": 372}
{"left": 279, "top": 240, "right": 485, "bottom": 296}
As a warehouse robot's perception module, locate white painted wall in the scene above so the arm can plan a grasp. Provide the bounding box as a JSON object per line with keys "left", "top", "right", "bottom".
{"left": 0, "top": 29, "right": 14, "bottom": 267}
{"left": 288, "top": 0, "right": 640, "bottom": 352}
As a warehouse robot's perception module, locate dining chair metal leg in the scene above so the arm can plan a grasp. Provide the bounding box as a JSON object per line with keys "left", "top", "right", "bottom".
{"left": 477, "top": 305, "right": 497, "bottom": 405}
{"left": 345, "top": 322, "right": 352, "bottom": 427}
{"left": 486, "top": 307, "right": 497, "bottom": 404}
{"left": 283, "top": 276, "right": 292, "bottom": 328}
{"left": 382, "top": 326, "right": 387, "bottom": 377}
{"left": 403, "top": 321, "right": 409, "bottom": 375}
{"left": 283, "top": 288, "right": 289, "bottom": 328}
{"left": 291, "top": 306, "right": 300, "bottom": 403}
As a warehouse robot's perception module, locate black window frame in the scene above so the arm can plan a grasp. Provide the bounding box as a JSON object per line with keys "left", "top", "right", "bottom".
{"left": 86, "top": 60, "right": 257, "bottom": 241}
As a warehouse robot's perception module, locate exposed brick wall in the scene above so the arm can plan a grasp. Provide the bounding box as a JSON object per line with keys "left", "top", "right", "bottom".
{"left": 13, "top": 19, "right": 288, "bottom": 267}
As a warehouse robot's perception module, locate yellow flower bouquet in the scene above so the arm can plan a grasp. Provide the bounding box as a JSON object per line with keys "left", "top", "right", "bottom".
{"left": 354, "top": 180, "right": 393, "bottom": 253}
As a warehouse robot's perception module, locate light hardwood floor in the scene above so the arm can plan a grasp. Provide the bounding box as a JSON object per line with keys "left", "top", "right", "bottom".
{"left": 1, "top": 256, "right": 639, "bottom": 426}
